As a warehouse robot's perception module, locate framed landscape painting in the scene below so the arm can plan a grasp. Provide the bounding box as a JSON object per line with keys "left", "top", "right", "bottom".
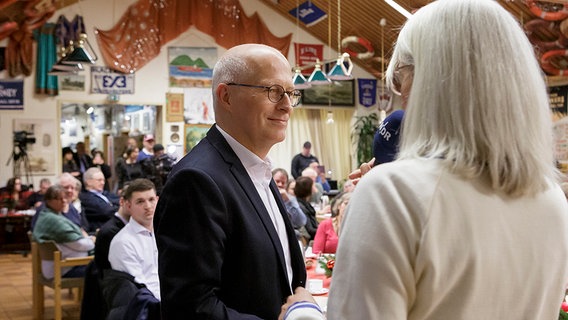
{"left": 184, "top": 124, "right": 211, "bottom": 154}
{"left": 301, "top": 80, "right": 355, "bottom": 106}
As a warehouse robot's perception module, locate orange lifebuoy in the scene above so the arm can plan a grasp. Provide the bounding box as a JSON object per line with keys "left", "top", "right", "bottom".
{"left": 527, "top": 0, "right": 568, "bottom": 21}
{"left": 541, "top": 49, "right": 568, "bottom": 75}
{"left": 525, "top": 18, "right": 568, "bottom": 52}
{"left": 341, "top": 36, "right": 374, "bottom": 60}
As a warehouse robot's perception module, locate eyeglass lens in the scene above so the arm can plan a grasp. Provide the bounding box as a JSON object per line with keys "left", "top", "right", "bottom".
{"left": 268, "top": 85, "right": 301, "bottom": 107}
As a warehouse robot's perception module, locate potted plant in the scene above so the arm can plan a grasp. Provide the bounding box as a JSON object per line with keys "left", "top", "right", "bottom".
{"left": 351, "top": 112, "right": 380, "bottom": 167}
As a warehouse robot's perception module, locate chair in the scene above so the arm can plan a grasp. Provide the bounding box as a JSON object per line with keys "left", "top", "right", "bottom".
{"left": 29, "top": 233, "right": 93, "bottom": 320}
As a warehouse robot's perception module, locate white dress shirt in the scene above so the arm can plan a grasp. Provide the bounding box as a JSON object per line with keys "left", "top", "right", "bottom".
{"left": 109, "top": 218, "right": 160, "bottom": 300}
{"left": 217, "top": 125, "right": 293, "bottom": 289}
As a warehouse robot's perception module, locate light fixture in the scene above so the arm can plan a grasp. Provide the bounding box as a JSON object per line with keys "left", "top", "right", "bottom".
{"left": 328, "top": 53, "right": 353, "bottom": 80}
{"left": 384, "top": 0, "right": 412, "bottom": 19}
{"left": 307, "top": 60, "right": 331, "bottom": 85}
{"left": 326, "top": 111, "right": 335, "bottom": 124}
{"left": 293, "top": 67, "right": 311, "bottom": 89}
{"left": 62, "top": 33, "right": 97, "bottom": 65}
{"left": 48, "top": 69, "right": 79, "bottom": 76}
{"left": 61, "top": 16, "right": 97, "bottom": 65}
{"left": 48, "top": 38, "right": 84, "bottom": 76}
{"left": 327, "top": 0, "right": 353, "bottom": 80}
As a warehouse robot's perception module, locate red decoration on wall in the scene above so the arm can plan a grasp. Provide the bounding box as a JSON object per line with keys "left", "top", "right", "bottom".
{"left": 95, "top": 0, "right": 292, "bottom": 74}
{"left": 1, "top": 0, "right": 56, "bottom": 77}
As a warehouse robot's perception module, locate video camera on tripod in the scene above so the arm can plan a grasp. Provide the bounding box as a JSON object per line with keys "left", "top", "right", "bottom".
{"left": 6, "top": 131, "right": 36, "bottom": 186}
{"left": 13, "top": 131, "right": 36, "bottom": 152}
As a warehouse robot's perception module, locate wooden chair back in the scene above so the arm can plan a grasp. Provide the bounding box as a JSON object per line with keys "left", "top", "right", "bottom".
{"left": 29, "top": 232, "right": 93, "bottom": 320}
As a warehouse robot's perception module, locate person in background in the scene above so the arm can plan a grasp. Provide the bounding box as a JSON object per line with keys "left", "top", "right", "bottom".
{"left": 0, "top": 176, "right": 32, "bottom": 210}
{"left": 27, "top": 178, "right": 51, "bottom": 208}
{"left": 73, "top": 142, "right": 93, "bottom": 182}
{"left": 291, "top": 141, "right": 319, "bottom": 179}
{"left": 62, "top": 147, "right": 80, "bottom": 178}
{"left": 154, "top": 43, "right": 306, "bottom": 319}
{"left": 64, "top": 174, "right": 90, "bottom": 231}
{"left": 94, "top": 184, "right": 131, "bottom": 272}
{"left": 109, "top": 179, "right": 160, "bottom": 300}
{"left": 301, "top": 167, "right": 323, "bottom": 205}
{"left": 312, "top": 192, "right": 351, "bottom": 254}
{"left": 136, "top": 134, "right": 155, "bottom": 162}
{"left": 116, "top": 146, "right": 145, "bottom": 194}
{"left": 287, "top": 179, "right": 296, "bottom": 196}
{"left": 308, "top": 162, "right": 330, "bottom": 192}
{"left": 32, "top": 185, "right": 94, "bottom": 279}
{"left": 80, "top": 167, "right": 120, "bottom": 233}
{"left": 280, "top": 0, "right": 568, "bottom": 319}
{"left": 92, "top": 150, "right": 112, "bottom": 192}
{"left": 294, "top": 176, "right": 319, "bottom": 244}
{"left": 144, "top": 143, "right": 176, "bottom": 195}
{"left": 373, "top": 109, "right": 404, "bottom": 165}
{"left": 342, "top": 179, "right": 355, "bottom": 193}
{"left": 272, "top": 168, "right": 307, "bottom": 240}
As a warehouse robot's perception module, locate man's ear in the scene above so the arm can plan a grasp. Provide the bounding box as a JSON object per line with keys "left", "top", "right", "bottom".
{"left": 216, "top": 83, "right": 232, "bottom": 111}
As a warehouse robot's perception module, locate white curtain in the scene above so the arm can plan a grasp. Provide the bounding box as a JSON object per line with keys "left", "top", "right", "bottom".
{"left": 270, "top": 108, "right": 355, "bottom": 187}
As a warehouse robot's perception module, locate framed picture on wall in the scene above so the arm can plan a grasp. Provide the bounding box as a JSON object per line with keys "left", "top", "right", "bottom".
{"left": 300, "top": 79, "right": 355, "bottom": 106}
{"left": 184, "top": 124, "right": 211, "bottom": 154}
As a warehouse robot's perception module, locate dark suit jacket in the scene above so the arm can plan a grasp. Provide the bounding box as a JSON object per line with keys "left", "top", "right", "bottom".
{"left": 154, "top": 125, "right": 306, "bottom": 320}
{"left": 79, "top": 190, "right": 120, "bottom": 233}
{"left": 94, "top": 215, "right": 126, "bottom": 271}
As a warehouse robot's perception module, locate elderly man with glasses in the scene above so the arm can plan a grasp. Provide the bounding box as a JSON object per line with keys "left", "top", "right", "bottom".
{"left": 155, "top": 43, "right": 306, "bottom": 319}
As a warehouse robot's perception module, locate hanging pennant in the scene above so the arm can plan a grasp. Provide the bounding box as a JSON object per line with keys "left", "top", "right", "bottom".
{"left": 294, "top": 43, "right": 323, "bottom": 76}
{"left": 358, "top": 78, "right": 377, "bottom": 108}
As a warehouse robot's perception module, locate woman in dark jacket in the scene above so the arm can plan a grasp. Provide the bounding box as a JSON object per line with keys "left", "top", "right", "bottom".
{"left": 115, "top": 146, "right": 144, "bottom": 194}
{"left": 294, "top": 176, "right": 319, "bottom": 243}
{"left": 62, "top": 147, "right": 80, "bottom": 178}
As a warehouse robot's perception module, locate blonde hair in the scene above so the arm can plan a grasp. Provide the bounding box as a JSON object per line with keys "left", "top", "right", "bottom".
{"left": 385, "top": 0, "right": 557, "bottom": 197}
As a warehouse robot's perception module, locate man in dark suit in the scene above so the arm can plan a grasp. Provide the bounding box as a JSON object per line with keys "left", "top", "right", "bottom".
{"left": 73, "top": 142, "right": 93, "bottom": 184}
{"left": 154, "top": 44, "right": 306, "bottom": 319}
{"left": 80, "top": 167, "right": 120, "bottom": 233}
{"left": 94, "top": 189, "right": 130, "bottom": 272}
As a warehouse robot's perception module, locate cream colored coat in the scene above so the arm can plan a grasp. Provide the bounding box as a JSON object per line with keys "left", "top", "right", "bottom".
{"left": 328, "top": 158, "right": 568, "bottom": 319}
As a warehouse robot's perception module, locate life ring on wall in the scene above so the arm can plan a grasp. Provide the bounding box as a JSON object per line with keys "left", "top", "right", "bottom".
{"left": 541, "top": 49, "right": 568, "bottom": 75}
{"left": 341, "top": 36, "right": 374, "bottom": 60}
{"left": 527, "top": 0, "right": 568, "bottom": 21}
{"left": 525, "top": 18, "right": 568, "bottom": 52}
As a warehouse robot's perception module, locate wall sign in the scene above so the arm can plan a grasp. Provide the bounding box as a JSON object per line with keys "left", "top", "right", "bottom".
{"left": 0, "top": 80, "right": 24, "bottom": 110}
{"left": 91, "top": 66, "right": 135, "bottom": 94}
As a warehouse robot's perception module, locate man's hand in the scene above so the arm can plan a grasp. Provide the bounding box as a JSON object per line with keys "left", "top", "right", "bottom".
{"left": 348, "top": 158, "right": 375, "bottom": 186}
{"left": 279, "top": 188, "right": 290, "bottom": 202}
{"left": 279, "top": 287, "right": 317, "bottom": 320}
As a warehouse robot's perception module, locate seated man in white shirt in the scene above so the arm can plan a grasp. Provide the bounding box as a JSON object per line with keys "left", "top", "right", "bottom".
{"left": 108, "top": 178, "right": 160, "bottom": 300}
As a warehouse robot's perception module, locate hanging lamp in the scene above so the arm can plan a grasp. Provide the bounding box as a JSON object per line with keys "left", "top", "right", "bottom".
{"left": 293, "top": 67, "right": 312, "bottom": 89}
{"left": 62, "top": 33, "right": 97, "bottom": 65}
{"left": 307, "top": 60, "right": 331, "bottom": 85}
{"left": 328, "top": 0, "right": 353, "bottom": 80}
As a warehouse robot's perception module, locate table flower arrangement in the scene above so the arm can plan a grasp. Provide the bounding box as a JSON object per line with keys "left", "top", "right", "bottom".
{"left": 560, "top": 297, "right": 568, "bottom": 320}
{"left": 318, "top": 254, "right": 335, "bottom": 278}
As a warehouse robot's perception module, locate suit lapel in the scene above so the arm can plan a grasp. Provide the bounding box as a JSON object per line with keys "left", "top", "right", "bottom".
{"left": 207, "top": 127, "right": 288, "bottom": 276}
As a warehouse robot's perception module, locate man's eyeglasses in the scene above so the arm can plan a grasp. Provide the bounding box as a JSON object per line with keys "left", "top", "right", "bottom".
{"left": 226, "top": 83, "right": 302, "bottom": 107}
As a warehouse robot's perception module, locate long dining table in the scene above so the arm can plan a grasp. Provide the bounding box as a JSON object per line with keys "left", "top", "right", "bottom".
{"left": 305, "top": 256, "right": 330, "bottom": 313}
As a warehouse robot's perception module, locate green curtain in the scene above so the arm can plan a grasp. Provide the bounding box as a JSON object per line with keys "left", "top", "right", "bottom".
{"left": 34, "top": 23, "right": 58, "bottom": 96}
